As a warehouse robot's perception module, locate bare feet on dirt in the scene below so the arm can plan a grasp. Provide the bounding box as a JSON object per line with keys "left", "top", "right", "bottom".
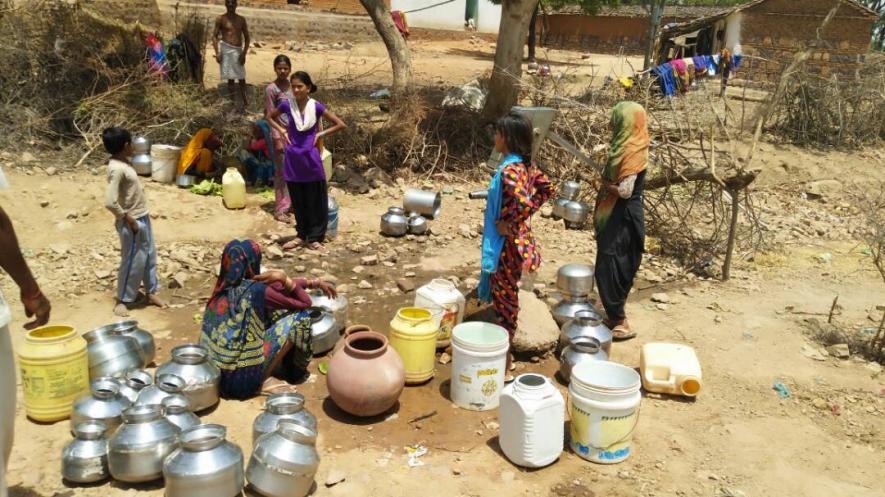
{"left": 147, "top": 293, "right": 168, "bottom": 308}
{"left": 113, "top": 302, "right": 130, "bottom": 317}
{"left": 261, "top": 378, "right": 297, "bottom": 396}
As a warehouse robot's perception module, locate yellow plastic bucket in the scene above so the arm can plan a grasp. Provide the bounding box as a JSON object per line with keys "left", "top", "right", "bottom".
{"left": 17, "top": 325, "right": 89, "bottom": 422}
{"left": 388, "top": 308, "right": 438, "bottom": 385}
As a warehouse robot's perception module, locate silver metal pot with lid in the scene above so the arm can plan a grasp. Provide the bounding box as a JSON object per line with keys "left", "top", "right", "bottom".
{"left": 62, "top": 420, "right": 110, "bottom": 483}
{"left": 562, "top": 200, "right": 590, "bottom": 229}
{"left": 163, "top": 424, "right": 245, "bottom": 497}
{"left": 156, "top": 344, "right": 221, "bottom": 412}
{"left": 552, "top": 297, "right": 597, "bottom": 328}
{"left": 551, "top": 197, "right": 571, "bottom": 220}
{"left": 70, "top": 377, "right": 132, "bottom": 436}
{"left": 560, "top": 180, "right": 581, "bottom": 200}
{"left": 556, "top": 263, "right": 595, "bottom": 300}
{"left": 108, "top": 404, "right": 181, "bottom": 483}
{"left": 246, "top": 420, "right": 320, "bottom": 497}
{"left": 252, "top": 392, "right": 318, "bottom": 447}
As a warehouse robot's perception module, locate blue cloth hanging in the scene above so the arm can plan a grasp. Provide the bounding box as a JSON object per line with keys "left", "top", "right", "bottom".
{"left": 477, "top": 153, "right": 522, "bottom": 303}
{"left": 652, "top": 63, "right": 677, "bottom": 97}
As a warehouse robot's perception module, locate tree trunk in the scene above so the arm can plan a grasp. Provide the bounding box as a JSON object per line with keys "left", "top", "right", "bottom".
{"left": 642, "top": 0, "right": 664, "bottom": 71}
{"left": 527, "top": 4, "right": 539, "bottom": 62}
{"left": 481, "top": 0, "right": 539, "bottom": 121}
{"left": 360, "top": 0, "right": 412, "bottom": 101}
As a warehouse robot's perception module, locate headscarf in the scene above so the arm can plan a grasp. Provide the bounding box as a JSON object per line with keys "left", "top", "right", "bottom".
{"left": 255, "top": 120, "right": 274, "bottom": 158}
{"left": 178, "top": 128, "right": 218, "bottom": 175}
{"left": 593, "top": 102, "right": 649, "bottom": 234}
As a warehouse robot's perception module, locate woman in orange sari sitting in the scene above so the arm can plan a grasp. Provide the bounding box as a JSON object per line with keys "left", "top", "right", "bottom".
{"left": 178, "top": 128, "right": 223, "bottom": 178}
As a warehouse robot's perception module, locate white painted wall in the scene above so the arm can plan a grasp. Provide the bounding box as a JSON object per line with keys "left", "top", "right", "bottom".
{"left": 391, "top": 0, "right": 502, "bottom": 34}
{"left": 724, "top": 12, "right": 742, "bottom": 53}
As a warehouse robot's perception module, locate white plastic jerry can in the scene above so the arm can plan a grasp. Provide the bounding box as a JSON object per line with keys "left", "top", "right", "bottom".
{"left": 499, "top": 373, "right": 564, "bottom": 468}
{"left": 222, "top": 167, "right": 246, "bottom": 209}
{"left": 640, "top": 342, "right": 703, "bottom": 397}
{"left": 414, "top": 279, "right": 466, "bottom": 349}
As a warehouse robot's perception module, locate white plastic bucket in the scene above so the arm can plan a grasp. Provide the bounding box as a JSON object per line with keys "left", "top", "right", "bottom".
{"left": 568, "top": 361, "right": 641, "bottom": 464}
{"left": 451, "top": 322, "right": 509, "bottom": 411}
{"left": 150, "top": 144, "right": 181, "bottom": 184}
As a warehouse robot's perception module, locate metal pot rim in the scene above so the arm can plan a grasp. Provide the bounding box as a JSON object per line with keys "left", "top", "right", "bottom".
{"left": 74, "top": 421, "right": 108, "bottom": 440}
{"left": 571, "top": 337, "right": 602, "bottom": 353}
{"left": 161, "top": 394, "right": 190, "bottom": 413}
{"left": 276, "top": 419, "right": 317, "bottom": 445}
{"left": 124, "top": 369, "right": 153, "bottom": 388}
{"left": 91, "top": 377, "right": 121, "bottom": 399}
{"left": 123, "top": 404, "right": 163, "bottom": 423}
{"left": 574, "top": 310, "right": 603, "bottom": 323}
{"left": 171, "top": 344, "right": 208, "bottom": 365}
{"left": 266, "top": 392, "right": 305, "bottom": 414}
{"left": 180, "top": 424, "right": 226, "bottom": 451}
{"left": 156, "top": 374, "right": 186, "bottom": 392}
{"left": 83, "top": 326, "right": 125, "bottom": 342}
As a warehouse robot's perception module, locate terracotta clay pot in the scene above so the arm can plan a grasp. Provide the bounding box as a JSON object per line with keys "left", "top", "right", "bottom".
{"left": 330, "top": 325, "right": 373, "bottom": 357}
{"left": 326, "top": 331, "right": 404, "bottom": 417}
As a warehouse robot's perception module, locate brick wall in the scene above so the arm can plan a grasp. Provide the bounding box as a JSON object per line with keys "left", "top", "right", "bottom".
{"left": 739, "top": 0, "right": 875, "bottom": 80}
{"left": 201, "top": 0, "right": 376, "bottom": 15}
{"left": 544, "top": 14, "right": 694, "bottom": 54}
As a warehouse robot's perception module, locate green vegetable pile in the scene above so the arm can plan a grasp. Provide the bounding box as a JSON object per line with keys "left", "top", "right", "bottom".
{"left": 189, "top": 180, "right": 223, "bottom": 196}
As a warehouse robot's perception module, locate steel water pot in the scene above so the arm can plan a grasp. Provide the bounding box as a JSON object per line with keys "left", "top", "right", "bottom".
{"left": 403, "top": 189, "right": 441, "bottom": 219}
{"left": 70, "top": 377, "right": 132, "bottom": 436}
{"left": 308, "top": 290, "right": 348, "bottom": 332}
{"left": 556, "top": 263, "right": 595, "bottom": 300}
{"left": 136, "top": 373, "right": 186, "bottom": 407}
{"left": 156, "top": 345, "right": 221, "bottom": 412}
{"left": 551, "top": 197, "right": 571, "bottom": 220}
{"left": 308, "top": 307, "right": 340, "bottom": 355}
{"left": 83, "top": 325, "right": 144, "bottom": 380}
{"left": 559, "top": 337, "right": 609, "bottom": 384}
{"left": 561, "top": 181, "right": 581, "bottom": 200}
{"left": 380, "top": 207, "right": 409, "bottom": 237}
{"left": 116, "top": 369, "right": 153, "bottom": 404}
{"left": 112, "top": 320, "right": 156, "bottom": 366}
{"left": 252, "top": 393, "right": 317, "bottom": 447}
{"left": 164, "top": 424, "right": 244, "bottom": 497}
{"left": 562, "top": 200, "right": 590, "bottom": 229}
{"left": 551, "top": 297, "right": 597, "bottom": 327}
{"left": 108, "top": 404, "right": 181, "bottom": 482}
{"left": 132, "top": 135, "right": 151, "bottom": 155}
{"left": 408, "top": 213, "right": 429, "bottom": 235}
{"left": 62, "top": 421, "right": 110, "bottom": 483}
{"left": 247, "top": 420, "right": 320, "bottom": 497}
{"left": 162, "top": 394, "right": 201, "bottom": 431}
{"left": 560, "top": 310, "right": 612, "bottom": 355}
{"left": 131, "top": 153, "right": 152, "bottom": 176}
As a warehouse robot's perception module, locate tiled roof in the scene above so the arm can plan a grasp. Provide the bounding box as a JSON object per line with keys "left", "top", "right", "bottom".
{"left": 550, "top": 4, "right": 728, "bottom": 18}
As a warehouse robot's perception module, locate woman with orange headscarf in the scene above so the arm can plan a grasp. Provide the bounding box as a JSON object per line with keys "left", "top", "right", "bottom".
{"left": 178, "top": 128, "right": 223, "bottom": 177}
{"left": 594, "top": 101, "right": 649, "bottom": 341}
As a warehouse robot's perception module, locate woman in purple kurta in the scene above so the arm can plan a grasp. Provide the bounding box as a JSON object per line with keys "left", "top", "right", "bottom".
{"left": 268, "top": 71, "right": 346, "bottom": 251}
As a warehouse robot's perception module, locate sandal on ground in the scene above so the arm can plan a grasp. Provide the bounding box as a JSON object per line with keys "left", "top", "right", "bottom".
{"left": 307, "top": 242, "right": 327, "bottom": 253}
{"left": 612, "top": 323, "right": 637, "bottom": 341}
{"left": 260, "top": 378, "right": 298, "bottom": 396}
{"left": 504, "top": 374, "right": 515, "bottom": 384}
{"left": 281, "top": 238, "right": 303, "bottom": 250}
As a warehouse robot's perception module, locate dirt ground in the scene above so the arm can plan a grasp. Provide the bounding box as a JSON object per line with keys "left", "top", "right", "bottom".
{"left": 1, "top": 42, "right": 884, "bottom": 497}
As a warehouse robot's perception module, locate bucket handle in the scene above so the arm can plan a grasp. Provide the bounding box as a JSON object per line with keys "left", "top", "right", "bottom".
{"left": 584, "top": 408, "right": 641, "bottom": 452}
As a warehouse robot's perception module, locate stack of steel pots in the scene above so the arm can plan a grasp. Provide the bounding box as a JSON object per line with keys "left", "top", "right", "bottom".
{"left": 559, "top": 336, "right": 609, "bottom": 384}
{"left": 108, "top": 404, "right": 181, "bottom": 482}
{"left": 62, "top": 421, "right": 111, "bottom": 483}
{"left": 83, "top": 325, "right": 145, "bottom": 380}
{"left": 164, "top": 424, "right": 244, "bottom": 497}
{"left": 252, "top": 393, "right": 317, "bottom": 447}
{"left": 247, "top": 420, "right": 320, "bottom": 497}
{"left": 307, "top": 308, "right": 339, "bottom": 355}
{"left": 111, "top": 320, "right": 156, "bottom": 366}
{"left": 559, "top": 309, "right": 612, "bottom": 354}
{"left": 551, "top": 181, "right": 590, "bottom": 229}
{"left": 132, "top": 136, "right": 152, "bottom": 176}
{"left": 156, "top": 345, "right": 221, "bottom": 412}
{"left": 551, "top": 263, "right": 599, "bottom": 327}
{"left": 551, "top": 181, "right": 580, "bottom": 220}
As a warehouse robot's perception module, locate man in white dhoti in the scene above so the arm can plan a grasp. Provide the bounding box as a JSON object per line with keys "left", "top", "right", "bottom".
{"left": 213, "top": 0, "right": 250, "bottom": 113}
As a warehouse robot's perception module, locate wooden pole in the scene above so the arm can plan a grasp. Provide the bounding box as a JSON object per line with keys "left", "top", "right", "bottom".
{"left": 722, "top": 187, "right": 740, "bottom": 281}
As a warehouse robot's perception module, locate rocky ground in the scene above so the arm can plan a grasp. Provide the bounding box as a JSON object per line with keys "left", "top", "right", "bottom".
{"left": 1, "top": 133, "right": 884, "bottom": 497}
